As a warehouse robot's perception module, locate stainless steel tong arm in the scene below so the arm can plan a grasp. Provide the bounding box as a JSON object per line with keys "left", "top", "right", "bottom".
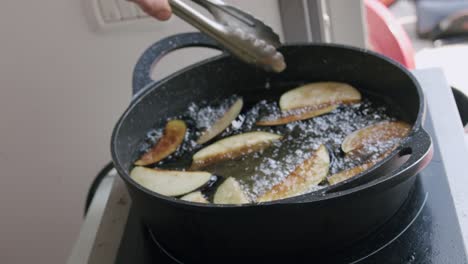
{"left": 169, "top": 0, "right": 226, "bottom": 36}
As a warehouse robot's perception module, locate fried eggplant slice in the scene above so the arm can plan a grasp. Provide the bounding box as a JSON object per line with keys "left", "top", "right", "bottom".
{"left": 135, "top": 120, "right": 187, "bottom": 166}
{"left": 258, "top": 145, "right": 330, "bottom": 202}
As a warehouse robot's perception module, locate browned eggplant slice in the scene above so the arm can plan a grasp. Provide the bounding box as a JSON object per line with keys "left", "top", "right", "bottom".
{"left": 341, "top": 121, "right": 411, "bottom": 154}
{"left": 256, "top": 104, "right": 338, "bottom": 126}
{"left": 279, "top": 82, "right": 362, "bottom": 111}
{"left": 135, "top": 120, "right": 187, "bottom": 166}
{"left": 327, "top": 162, "right": 375, "bottom": 185}
{"left": 197, "top": 98, "right": 244, "bottom": 144}
{"left": 213, "top": 177, "right": 250, "bottom": 204}
{"left": 258, "top": 145, "right": 330, "bottom": 202}
{"left": 191, "top": 131, "right": 282, "bottom": 170}
{"left": 130, "top": 167, "right": 212, "bottom": 196}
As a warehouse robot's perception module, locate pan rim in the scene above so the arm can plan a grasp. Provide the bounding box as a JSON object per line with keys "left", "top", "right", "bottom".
{"left": 111, "top": 42, "right": 427, "bottom": 208}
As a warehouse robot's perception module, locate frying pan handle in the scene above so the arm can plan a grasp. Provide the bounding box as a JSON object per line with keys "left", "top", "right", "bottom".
{"left": 321, "top": 128, "right": 433, "bottom": 195}
{"left": 132, "top": 32, "right": 222, "bottom": 97}
{"left": 389, "top": 128, "right": 433, "bottom": 178}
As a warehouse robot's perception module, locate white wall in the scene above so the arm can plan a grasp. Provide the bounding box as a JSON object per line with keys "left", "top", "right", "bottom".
{"left": 0, "top": 1, "right": 283, "bottom": 263}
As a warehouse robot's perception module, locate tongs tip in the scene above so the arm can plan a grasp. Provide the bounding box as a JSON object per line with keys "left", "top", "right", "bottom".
{"left": 263, "top": 51, "right": 286, "bottom": 73}
{"left": 272, "top": 54, "right": 287, "bottom": 73}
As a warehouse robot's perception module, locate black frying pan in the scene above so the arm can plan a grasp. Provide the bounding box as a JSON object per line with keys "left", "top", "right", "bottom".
{"left": 111, "top": 33, "right": 433, "bottom": 262}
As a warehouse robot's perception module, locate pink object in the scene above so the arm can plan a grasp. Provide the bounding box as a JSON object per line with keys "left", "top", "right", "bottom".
{"left": 365, "top": 0, "right": 415, "bottom": 69}
{"left": 379, "top": 0, "right": 396, "bottom": 7}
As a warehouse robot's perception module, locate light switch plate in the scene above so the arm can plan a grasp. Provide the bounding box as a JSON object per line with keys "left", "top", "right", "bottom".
{"left": 97, "top": 0, "right": 149, "bottom": 23}
{"left": 115, "top": 0, "right": 140, "bottom": 20}
{"left": 84, "top": 0, "right": 181, "bottom": 33}
{"left": 98, "top": 0, "right": 122, "bottom": 22}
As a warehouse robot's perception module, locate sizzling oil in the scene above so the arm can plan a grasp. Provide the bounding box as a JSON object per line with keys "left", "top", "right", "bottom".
{"left": 137, "top": 95, "right": 403, "bottom": 201}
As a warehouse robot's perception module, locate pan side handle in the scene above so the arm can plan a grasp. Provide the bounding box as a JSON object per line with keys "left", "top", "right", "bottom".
{"left": 385, "top": 128, "right": 434, "bottom": 181}
{"left": 323, "top": 128, "right": 433, "bottom": 194}
{"left": 132, "top": 32, "right": 223, "bottom": 97}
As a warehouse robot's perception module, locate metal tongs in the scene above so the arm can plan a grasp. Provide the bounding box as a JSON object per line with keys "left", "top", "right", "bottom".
{"left": 169, "top": 0, "right": 286, "bottom": 72}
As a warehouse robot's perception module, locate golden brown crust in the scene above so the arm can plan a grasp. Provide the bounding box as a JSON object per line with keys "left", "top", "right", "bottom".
{"left": 327, "top": 162, "right": 374, "bottom": 185}
{"left": 279, "top": 82, "right": 362, "bottom": 111}
{"left": 258, "top": 145, "right": 329, "bottom": 202}
{"left": 342, "top": 121, "right": 411, "bottom": 153}
{"left": 135, "top": 120, "right": 187, "bottom": 166}
{"left": 256, "top": 104, "right": 338, "bottom": 126}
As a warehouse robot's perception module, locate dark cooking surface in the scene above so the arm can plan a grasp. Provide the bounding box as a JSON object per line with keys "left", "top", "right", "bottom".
{"left": 115, "top": 110, "right": 467, "bottom": 264}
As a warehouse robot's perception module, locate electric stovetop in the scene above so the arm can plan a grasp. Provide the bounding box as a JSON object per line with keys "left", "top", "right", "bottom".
{"left": 82, "top": 69, "right": 468, "bottom": 264}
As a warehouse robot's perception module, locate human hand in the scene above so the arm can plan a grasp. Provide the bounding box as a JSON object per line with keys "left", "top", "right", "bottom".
{"left": 130, "top": 0, "right": 172, "bottom": 21}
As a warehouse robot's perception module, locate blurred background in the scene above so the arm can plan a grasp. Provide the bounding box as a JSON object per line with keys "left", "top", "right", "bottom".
{"left": 0, "top": 1, "right": 283, "bottom": 263}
